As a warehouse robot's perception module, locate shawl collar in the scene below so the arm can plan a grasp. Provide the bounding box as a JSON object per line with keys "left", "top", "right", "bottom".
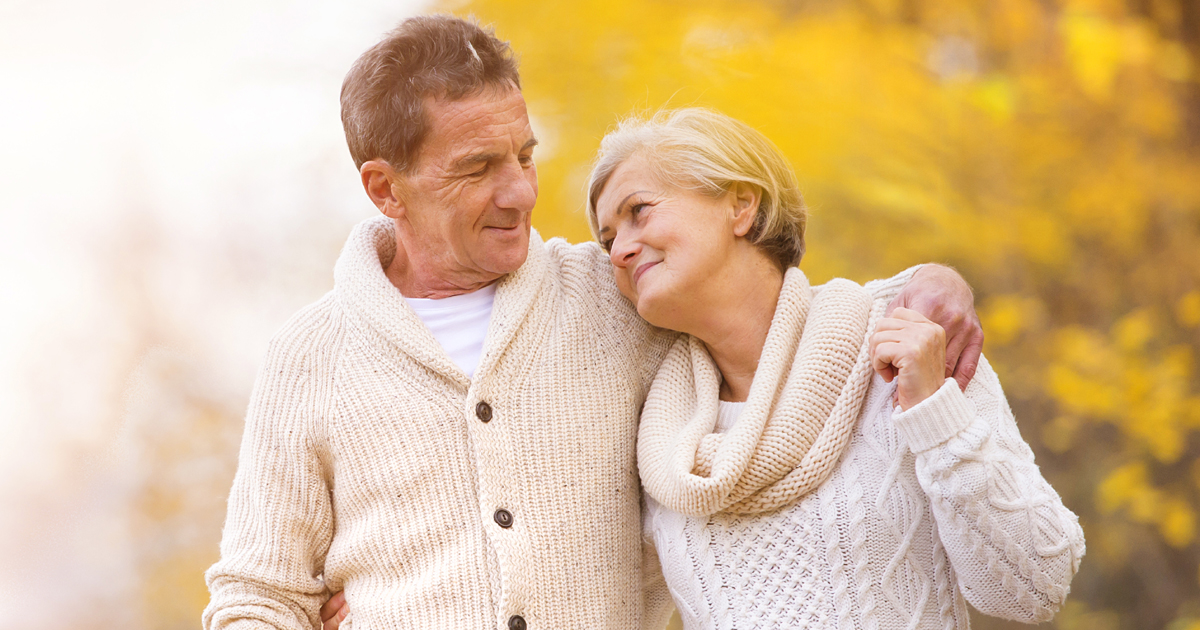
{"left": 638, "top": 268, "right": 888, "bottom": 516}
{"left": 333, "top": 216, "right": 550, "bottom": 389}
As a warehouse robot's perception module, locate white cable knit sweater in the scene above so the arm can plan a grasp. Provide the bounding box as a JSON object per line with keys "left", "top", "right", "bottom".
{"left": 204, "top": 217, "right": 678, "bottom": 630}
{"left": 642, "top": 273, "right": 1086, "bottom": 630}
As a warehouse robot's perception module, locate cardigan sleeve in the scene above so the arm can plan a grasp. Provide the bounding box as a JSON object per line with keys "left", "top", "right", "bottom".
{"left": 891, "top": 355, "right": 1085, "bottom": 623}
{"left": 861, "top": 264, "right": 922, "bottom": 304}
{"left": 203, "top": 309, "right": 340, "bottom": 630}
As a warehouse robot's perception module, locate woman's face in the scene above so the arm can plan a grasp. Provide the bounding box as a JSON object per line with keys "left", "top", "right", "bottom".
{"left": 595, "top": 155, "right": 748, "bottom": 330}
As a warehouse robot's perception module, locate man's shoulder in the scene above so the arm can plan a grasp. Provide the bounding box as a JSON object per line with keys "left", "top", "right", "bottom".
{"left": 264, "top": 291, "right": 348, "bottom": 364}
{"left": 538, "top": 236, "right": 675, "bottom": 363}
{"left": 541, "top": 237, "right": 610, "bottom": 280}
{"left": 539, "top": 237, "right": 633, "bottom": 315}
{"left": 541, "top": 236, "right": 634, "bottom": 298}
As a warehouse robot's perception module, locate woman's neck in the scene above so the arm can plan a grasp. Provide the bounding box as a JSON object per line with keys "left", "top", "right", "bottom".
{"left": 689, "top": 256, "right": 785, "bottom": 403}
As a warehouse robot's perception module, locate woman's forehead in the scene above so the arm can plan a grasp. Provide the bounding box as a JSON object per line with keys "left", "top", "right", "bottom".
{"left": 599, "top": 159, "right": 662, "bottom": 206}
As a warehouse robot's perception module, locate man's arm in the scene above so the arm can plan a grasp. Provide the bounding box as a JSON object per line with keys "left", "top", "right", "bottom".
{"left": 204, "top": 309, "right": 340, "bottom": 630}
{"left": 869, "top": 264, "right": 983, "bottom": 391}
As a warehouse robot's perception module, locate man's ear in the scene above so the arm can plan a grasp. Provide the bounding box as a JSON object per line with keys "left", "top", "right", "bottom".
{"left": 361, "top": 160, "right": 406, "bottom": 219}
{"left": 730, "top": 182, "right": 762, "bottom": 238}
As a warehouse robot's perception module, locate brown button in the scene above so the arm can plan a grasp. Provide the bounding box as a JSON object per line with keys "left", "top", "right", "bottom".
{"left": 508, "top": 615, "right": 526, "bottom": 630}
{"left": 494, "top": 508, "right": 514, "bottom": 528}
{"left": 476, "top": 401, "right": 493, "bottom": 423}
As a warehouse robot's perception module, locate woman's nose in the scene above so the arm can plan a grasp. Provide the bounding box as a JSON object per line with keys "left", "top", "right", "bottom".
{"left": 609, "top": 235, "right": 640, "bottom": 267}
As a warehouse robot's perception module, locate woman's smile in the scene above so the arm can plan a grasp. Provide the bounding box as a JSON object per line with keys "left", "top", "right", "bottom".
{"left": 633, "top": 260, "right": 660, "bottom": 286}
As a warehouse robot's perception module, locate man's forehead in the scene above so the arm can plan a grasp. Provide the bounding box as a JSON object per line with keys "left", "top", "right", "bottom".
{"left": 427, "top": 89, "right": 531, "bottom": 137}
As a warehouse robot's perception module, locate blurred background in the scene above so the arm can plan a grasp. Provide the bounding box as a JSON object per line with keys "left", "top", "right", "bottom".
{"left": 1, "top": 0, "right": 1197, "bottom": 628}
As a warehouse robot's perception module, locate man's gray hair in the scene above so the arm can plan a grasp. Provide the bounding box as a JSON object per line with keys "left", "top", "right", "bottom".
{"left": 341, "top": 15, "right": 522, "bottom": 172}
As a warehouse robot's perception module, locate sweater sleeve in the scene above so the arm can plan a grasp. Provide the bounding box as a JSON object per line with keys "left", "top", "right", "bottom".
{"left": 203, "top": 309, "right": 340, "bottom": 630}
{"left": 891, "top": 356, "right": 1085, "bottom": 623}
{"left": 862, "top": 264, "right": 922, "bottom": 305}
{"left": 640, "top": 534, "right": 676, "bottom": 630}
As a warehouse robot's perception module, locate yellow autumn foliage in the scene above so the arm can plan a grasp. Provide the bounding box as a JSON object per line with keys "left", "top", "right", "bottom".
{"left": 445, "top": 0, "right": 1200, "bottom": 627}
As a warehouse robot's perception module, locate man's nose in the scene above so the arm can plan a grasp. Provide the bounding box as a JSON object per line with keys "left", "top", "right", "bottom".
{"left": 494, "top": 161, "right": 537, "bottom": 212}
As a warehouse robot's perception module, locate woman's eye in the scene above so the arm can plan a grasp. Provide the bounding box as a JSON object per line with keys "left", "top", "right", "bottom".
{"left": 601, "top": 238, "right": 614, "bottom": 252}
{"left": 630, "top": 203, "right": 647, "bottom": 218}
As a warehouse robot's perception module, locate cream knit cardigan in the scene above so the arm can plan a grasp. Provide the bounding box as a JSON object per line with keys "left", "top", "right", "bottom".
{"left": 641, "top": 270, "right": 1086, "bottom": 630}
{"left": 204, "top": 217, "right": 679, "bottom": 630}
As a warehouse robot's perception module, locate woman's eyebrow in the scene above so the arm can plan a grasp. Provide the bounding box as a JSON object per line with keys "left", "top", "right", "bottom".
{"left": 615, "top": 191, "right": 652, "bottom": 214}
{"left": 598, "top": 191, "right": 651, "bottom": 236}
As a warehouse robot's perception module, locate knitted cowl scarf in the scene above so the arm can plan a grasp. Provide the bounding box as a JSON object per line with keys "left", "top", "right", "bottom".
{"left": 637, "top": 268, "right": 889, "bottom": 517}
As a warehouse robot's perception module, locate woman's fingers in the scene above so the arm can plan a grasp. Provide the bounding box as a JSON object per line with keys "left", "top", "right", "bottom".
{"left": 870, "top": 313, "right": 947, "bottom": 409}
{"left": 882, "top": 307, "right": 980, "bottom": 390}
{"left": 884, "top": 306, "right": 934, "bottom": 324}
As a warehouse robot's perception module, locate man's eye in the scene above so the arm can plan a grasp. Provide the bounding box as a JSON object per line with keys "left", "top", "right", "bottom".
{"left": 519, "top": 155, "right": 534, "bottom": 167}
{"left": 469, "top": 166, "right": 488, "bottom": 177}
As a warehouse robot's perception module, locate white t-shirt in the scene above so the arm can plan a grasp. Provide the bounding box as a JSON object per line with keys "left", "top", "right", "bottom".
{"left": 403, "top": 283, "right": 496, "bottom": 378}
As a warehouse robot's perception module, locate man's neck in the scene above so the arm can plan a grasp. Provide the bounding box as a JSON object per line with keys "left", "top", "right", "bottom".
{"left": 385, "top": 241, "right": 502, "bottom": 299}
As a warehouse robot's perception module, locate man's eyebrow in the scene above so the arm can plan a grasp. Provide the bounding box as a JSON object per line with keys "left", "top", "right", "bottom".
{"left": 453, "top": 151, "right": 501, "bottom": 170}
{"left": 597, "top": 191, "right": 651, "bottom": 236}
{"left": 451, "top": 137, "right": 540, "bottom": 171}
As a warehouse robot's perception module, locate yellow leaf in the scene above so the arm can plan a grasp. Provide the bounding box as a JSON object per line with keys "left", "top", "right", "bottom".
{"left": 1113, "top": 309, "right": 1154, "bottom": 353}
{"left": 1096, "top": 462, "right": 1147, "bottom": 514}
{"left": 981, "top": 294, "right": 1037, "bottom": 346}
{"left": 1060, "top": 11, "right": 1125, "bottom": 99}
{"left": 1157, "top": 41, "right": 1194, "bottom": 81}
{"left": 1160, "top": 499, "right": 1196, "bottom": 547}
{"left": 1177, "top": 291, "right": 1200, "bottom": 328}
{"left": 1042, "top": 415, "right": 1082, "bottom": 453}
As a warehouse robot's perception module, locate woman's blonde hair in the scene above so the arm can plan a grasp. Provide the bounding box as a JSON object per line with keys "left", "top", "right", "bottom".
{"left": 586, "top": 108, "right": 808, "bottom": 269}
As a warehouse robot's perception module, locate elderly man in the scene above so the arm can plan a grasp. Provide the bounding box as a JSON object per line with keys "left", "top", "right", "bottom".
{"left": 204, "top": 15, "right": 984, "bottom": 630}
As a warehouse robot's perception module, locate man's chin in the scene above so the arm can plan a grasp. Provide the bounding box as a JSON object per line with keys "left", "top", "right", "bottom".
{"left": 482, "top": 247, "right": 530, "bottom": 276}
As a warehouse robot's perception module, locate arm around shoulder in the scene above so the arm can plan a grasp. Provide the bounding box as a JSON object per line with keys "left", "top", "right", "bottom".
{"left": 204, "top": 300, "right": 343, "bottom": 630}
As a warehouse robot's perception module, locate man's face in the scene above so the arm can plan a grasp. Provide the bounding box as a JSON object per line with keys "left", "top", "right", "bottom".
{"left": 396, "top": 87, "right": 538, "bottom": 282}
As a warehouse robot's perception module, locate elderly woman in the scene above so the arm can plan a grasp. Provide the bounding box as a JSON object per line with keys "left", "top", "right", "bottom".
{"left": 587, "top": 108, "right": 1084, "bottom": 629}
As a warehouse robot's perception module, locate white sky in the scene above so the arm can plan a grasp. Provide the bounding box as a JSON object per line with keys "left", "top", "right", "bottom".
{"left": 0, "top": 0, "right": 428, "bottom": 439}
{"left": 0, "top": 0, "right": 430, "bottom": 620}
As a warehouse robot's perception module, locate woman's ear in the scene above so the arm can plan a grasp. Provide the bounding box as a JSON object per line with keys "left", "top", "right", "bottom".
{"left": 730, "top": 182, "right": 762, "bottom": 238}
{"left": 361, "top": 160, "right": 407, "bottom": 219}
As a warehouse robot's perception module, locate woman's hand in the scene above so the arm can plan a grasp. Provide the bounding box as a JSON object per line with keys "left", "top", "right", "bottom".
{"left": 870, "top": 307, "right": 948, "bottom": 411}
{"left": 320, "top": 590, "right": 349, "bottom": 630}
{"left": 886, "top": 264, "right": 983, "bottom": 391}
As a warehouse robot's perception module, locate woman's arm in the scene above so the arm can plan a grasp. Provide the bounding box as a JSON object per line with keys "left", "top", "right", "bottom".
{"left": 872, "top": 313, "right": 1085, "bottom": 623}
{"left": 895, "top": 361, "right": 1084, "bottom": 622}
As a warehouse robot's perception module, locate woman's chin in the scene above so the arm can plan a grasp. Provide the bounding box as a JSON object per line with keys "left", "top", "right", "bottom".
{"left": 635, "top": 296, "right": 685, "bottom": 333}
